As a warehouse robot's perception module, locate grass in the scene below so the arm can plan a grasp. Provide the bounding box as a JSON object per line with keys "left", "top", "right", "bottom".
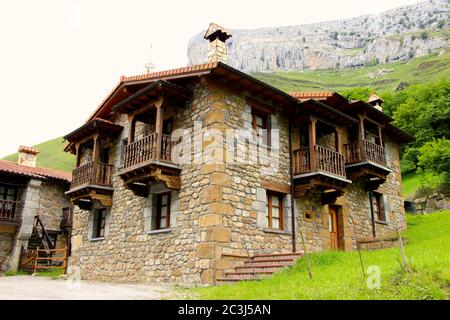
{"left": 2, "top": 136, "right": 75, "bottom": 173}
{"left": 252, "top": 50, "right": 450, "bottom": 93}
{"left": 402, "top": 171, "right": 426, "bottom": 199}
{"left": 402, "top": 171, "right": 444, "bottom": 200}
{"left": 193, "top": 211, "right": 450, "bottom": 300}
{"left": 3, "top": 269, "right": 65, "bottom": 279}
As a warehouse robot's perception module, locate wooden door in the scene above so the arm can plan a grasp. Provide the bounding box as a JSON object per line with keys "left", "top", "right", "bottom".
{"left": 329, "top": 206, "right": 339, "bottom": 251}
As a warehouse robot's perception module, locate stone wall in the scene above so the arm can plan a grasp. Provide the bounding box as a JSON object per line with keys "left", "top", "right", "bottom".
{"left": 0, "top": 231, "right": 15, "bottom": 272}
{"left": 413, "top": 193, "right": 450, "bottom": 214}
{"left": 38, "top": 181, "right": 70, "bottom": 232}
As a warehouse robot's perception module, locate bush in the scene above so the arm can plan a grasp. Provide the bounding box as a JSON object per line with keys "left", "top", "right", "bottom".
{"left": 418, "top": 139, "right": 450, "bottom": 184}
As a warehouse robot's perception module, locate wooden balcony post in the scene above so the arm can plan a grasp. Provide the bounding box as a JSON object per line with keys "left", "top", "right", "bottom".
{"left": 358, "top": 114, "right": 365, "bottom": 161}
{"left": 378, "top": 126, "right": 383, "bottom": 146}
{"left": 308, "top": 116, "right": 317, "bottom": 171}
{"left": 75, "top": 143, "right": 81, "bottom": 167}
{"left": 92, "top": 135, "right": 100, "bottom": 183}
{"left": 155, "top": 97, "right": 164, "bottom": 161}
{"left": 335, "top": 127, "right": 341, "bottom": 154}
{"left": 127, "top": 114, "right": 136, "bottom": 144}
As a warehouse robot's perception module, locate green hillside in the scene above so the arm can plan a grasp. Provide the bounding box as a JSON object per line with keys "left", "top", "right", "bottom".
{"left": 252, "top": 50, "right": 450, "bottom": 93}
{"left": 2, "top": 137, "right": 75, "bottom": 173}
{"left": 193, "top": 211, "right": 450, "bottom": 300}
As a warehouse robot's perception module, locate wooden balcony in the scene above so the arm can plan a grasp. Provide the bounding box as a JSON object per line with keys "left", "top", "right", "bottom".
{"left": 344, "top": 139, "right": 391, "bottom": 189}
{"left": 119, "top": 133, "right": 181, "bottom": 196}
{"left": 293, "top": 146, "right": 351, "bottom": 203}
{"left": 293, "top": 145, "right": 347, "bottom": 178}
{"left": 0, "top": 200, "right": 24, "bottom": 225}
{"left": 345, "top": 139, "right": 387, "bottom": 167}
{"left": 66, "top": 161, "right": 114, "bottom": 209}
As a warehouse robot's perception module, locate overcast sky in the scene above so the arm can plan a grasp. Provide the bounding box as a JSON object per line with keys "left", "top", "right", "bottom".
{"left": 0, "top": 0, "right": 421, "bottom": 157}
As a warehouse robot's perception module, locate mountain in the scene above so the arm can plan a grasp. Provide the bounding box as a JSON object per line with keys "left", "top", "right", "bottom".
{"left": 253, "top": 50, "right": 450, "bottom": 92}
{"left": 188, "top": 0, "right": 449, "bottom": 73}
{"left": 2, "top": 137, "right": 75, "bottom": 173}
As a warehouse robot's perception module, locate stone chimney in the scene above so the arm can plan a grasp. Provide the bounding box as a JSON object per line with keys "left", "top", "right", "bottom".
{"left": 204, "top": 23, "right": 232, "bottom": 64}
{"left": 18, "top": 146, "right": 39, "bottom": 167}
{"left": 368, "top": 93, "right": 384, "bottom": 112}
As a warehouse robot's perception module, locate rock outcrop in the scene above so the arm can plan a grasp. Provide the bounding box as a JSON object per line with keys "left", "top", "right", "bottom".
{"left": 187, "top": 0, "right": 449, "bottom": 72}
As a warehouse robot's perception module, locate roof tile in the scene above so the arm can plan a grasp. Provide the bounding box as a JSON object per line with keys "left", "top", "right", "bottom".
{"left": 0, "top": 159, "right": 71, "bottom": 183}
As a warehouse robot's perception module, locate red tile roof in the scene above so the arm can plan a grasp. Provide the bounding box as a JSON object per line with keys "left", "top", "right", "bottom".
{"left": 85, "top": 63, "right": 219, "bottom": 122}
{"left": 119, "top": 62, "right": 218, "bottom": 83}
{"left": 289, "top": 91, "right": 335, "bottom": 100}
{"left": 0, "top": 159, "right": 71, "bottom": 183}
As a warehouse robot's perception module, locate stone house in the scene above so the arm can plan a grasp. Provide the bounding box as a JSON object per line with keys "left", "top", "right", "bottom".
{"left": 64, "top": 24, "right": 413, "bottom": 284}
{"left": 0, "top": 146, "right": 72, "bottom": 272}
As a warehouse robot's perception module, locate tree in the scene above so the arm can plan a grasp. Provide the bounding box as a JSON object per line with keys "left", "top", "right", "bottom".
{"left": 418, "top": 139, "right": 450, "bottom": 184}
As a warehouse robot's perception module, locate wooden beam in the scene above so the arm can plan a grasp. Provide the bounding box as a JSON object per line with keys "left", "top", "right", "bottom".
{"left": 309, "top": 115, "right": 317, "bottom": 171}
{"left": 261, "top": 180, "right": 290, "bottom": 194}
{"left": 155, "top": 97, "right": 164, "bottom": 161}
{"left": 128, "top": 114, "right": 136, "bottom": 144}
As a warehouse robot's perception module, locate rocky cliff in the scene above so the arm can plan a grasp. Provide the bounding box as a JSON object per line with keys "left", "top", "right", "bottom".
{"left": 187, "top": 0, "right": 449, "bottom": 72}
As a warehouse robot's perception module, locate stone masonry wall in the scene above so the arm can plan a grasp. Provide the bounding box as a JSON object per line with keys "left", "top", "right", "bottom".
{"left": 0, "top": 232, "right": 15, "bottom": 271}
{"left": 69, "top": 84, "right": 223, "bottom": 284}
{"left": 38, "top": 181, "right": 70, "bottom": 232}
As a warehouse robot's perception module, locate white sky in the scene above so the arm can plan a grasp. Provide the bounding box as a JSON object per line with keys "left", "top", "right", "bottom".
{"left": 0, "top": 0, "right": 420, "bottom": 157}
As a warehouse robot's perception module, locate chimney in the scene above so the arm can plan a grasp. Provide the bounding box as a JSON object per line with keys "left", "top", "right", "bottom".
{"left": 368, "top": 93, "right": 384, "bottom": 112}
{"left": 18, "top": 146, "right": 39, "bottom": 167}
{"left": 204, "top": 23, "right": 232, "bottom": 64}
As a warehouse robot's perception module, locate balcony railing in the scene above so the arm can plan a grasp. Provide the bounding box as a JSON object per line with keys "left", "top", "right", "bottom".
{"left": 293, "top": 145, "right": 346, "bottom": 178}
{"left": 0, "top": 200, "right": 24, "bottom": 224}
{"left": 344, "top": 139, "right": 386, "bottom": 167}
{"left": 123, "top": 133, "right": 174, "bottom": 170}
{"left": 70, "top": 161, "right": 114, "bottom": 189}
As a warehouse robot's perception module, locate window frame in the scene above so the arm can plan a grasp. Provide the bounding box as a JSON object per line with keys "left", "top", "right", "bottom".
{"left": 156, "top": 191, "right": 171, "bottom": 230}
{"left": 93, "top": 208, "right": 106, "bottom": 239}
{"left": 0, "top": 185, "right": 18, "bottom": 201}
{"left": 251, "top": 109, "right": 270, "bottom": 147}
{"left": 370, "top": 192, "right": 386, "bottom": 222}
{"left": 266, "top": 191, "right": 283, "bottom": 230}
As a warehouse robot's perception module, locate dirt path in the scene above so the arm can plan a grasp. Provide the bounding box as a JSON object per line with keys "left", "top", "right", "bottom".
{"left": 0, "top": 275, "right": 182, "bottom": 300}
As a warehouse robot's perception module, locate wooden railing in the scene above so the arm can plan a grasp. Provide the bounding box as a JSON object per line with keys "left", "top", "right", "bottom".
{"left": 293, "top": 145, "right": 346, "bottom": 178}
{"left": 344, "top": 139, "right": 386, "bottom": 167}
{"left": 123, "top": 133, "right": 175, "bottom": 169}
{"left": 123, "top": 133, "right": 157, "bottom": 169}
{"left": 161, "top": 134, "right": 173, "bottom": 162}
{"left": 20, "top": 247, "right": 68, "bottom": 273}
{"left": 34, "top": 216, "right": 56, "bottom": 250}
{"left": 70, "top": 161, "right": 114, "bottom": 189}
{"left": 0, "top": 200, "right": 24, "bottom": 224}
{"left": 293, "top": 147, "right": 310, "bottom": 175}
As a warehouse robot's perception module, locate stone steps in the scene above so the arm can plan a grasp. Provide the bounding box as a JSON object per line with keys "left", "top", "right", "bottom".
{"left": 217, "top": 252, "right": 301, "bottom": 283}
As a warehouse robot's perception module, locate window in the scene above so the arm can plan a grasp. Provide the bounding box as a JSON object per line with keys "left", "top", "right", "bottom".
{"left": 252, "top": 110, "right": 269, "bottom": 146}
{"left": 156, "top": 192, "right": 171, "bottom": 230}
{"left": 93, "top": 208, "right": 106, "bottom": 238}
{"left": 266, "top": 192, "right": 283, "bottom": 230}
{"left": 369, "top": 192, "right": 386, "bottom": 222}
{"left": 0, "top": 185, "right": 18, "bottom": 201}
{"left": 304, "top": 210, "right": 314, "bottom": 221}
